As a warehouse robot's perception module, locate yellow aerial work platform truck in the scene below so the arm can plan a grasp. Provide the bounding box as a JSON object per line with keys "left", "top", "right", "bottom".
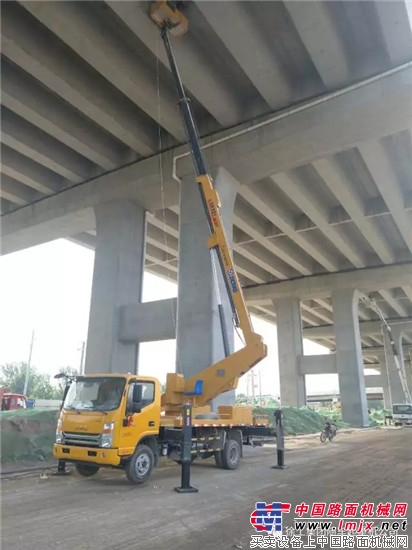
{"left": 53, "top": 1, "right": 271, "bottom": 485}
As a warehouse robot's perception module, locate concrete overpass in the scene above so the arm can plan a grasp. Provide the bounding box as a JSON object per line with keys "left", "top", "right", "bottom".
{"left": 1, "top": 1, "right": 412, "bottom": 425}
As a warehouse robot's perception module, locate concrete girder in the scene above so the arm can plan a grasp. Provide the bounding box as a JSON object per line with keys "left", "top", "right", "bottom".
{"left": 272, "top": 171, "right": 365, "bottom": 268}
{"left": 233, "top": 207, "right": 304, "bottom": 277}
{"left": 300, "top": 303, "right": 333, "bottom": 325}
{"left": 0, "top": 199, "right": 14, "bottom": 215}
{"left": 1, "top": 2, "right": 157, "bottom": 155}
{"left": 174, "top": 63, "right": 412, "bottom": 183}
{"left": 363, "top": 345, "right": 412, "bottom": 359}
{"left": 373, "top": 1, "right": 412, "bottom": 66}
{"left": 250, "top": 301, "right": 334, "bottom": 332}
{"left": 20, "top": 1, "right": 185, "bottom": 142}
{"left": 107, "top": 1, "right": 242, "bottom": 127}
{"left": 284, "top": 1, "right": 351, "bottom": 90}
{"left": 312, "top": 157, "right": 395, "bottom": 264}
{"left": 1, "top": 145, "right": 66, "bottom": 195}
{"left": 2, "top": 64, "right": 412, "bottom": 256}
{"left": 403, "top": 286, "right": 412, "bottom": 302}
{"left": 66, "top": 232, "right": 96, "bottom": 251}
{"left": 240, "top": 185, "right": 338, "bottom": 272}
{"left": 232, "top": 254, "right": 272, "bottom": 285}
{"left": 0, "top": 175, "right": 42, "bottom": 205}
{"left": 195, "top": 0, "right": 292, "bottom": 110}
{"left": 243, "top": 263, "right": 412, "bottom": 304}
{"left": 147, "top": 217, "right": 270, "bottom": 287}
{"left": 164, "top": 202, "right": 289, "bottom": 281}
{"left": 358, "top": 139, "right": 412, "bottom": 255}
{"left": 1, "top": 107, "right": 96, "bottom": 183}
{"left": 314, "top": 298, "right": 333, "bottom": 313}
{"left": 0, "top": 154, "right": 180, "bottom": 255}
{"left": 303, "top": 319, "right": 412, "bottom": 340}
{"left": 234, "top": 242, "right": 284, "bottom": 282}
{"left": 0, "top": 59, "right": 127, "bottom": 170}
{"left": 378, "top": 289, "right": 409, "bottom": 318}
{"left": 168, "top": 202, "right": 295, "bottom": 282}
{"left": 150, "top": 205, "right": 274, "bottom": 284}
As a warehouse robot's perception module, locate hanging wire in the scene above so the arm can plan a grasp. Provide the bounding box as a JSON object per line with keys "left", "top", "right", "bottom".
{"left": 155, "top": 30, "right": 182, "bottom": 374}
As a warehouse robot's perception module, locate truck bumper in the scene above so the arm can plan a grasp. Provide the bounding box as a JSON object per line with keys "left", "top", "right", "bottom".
{"left": 53, "top": 444, "right": 122, "bottom": 466}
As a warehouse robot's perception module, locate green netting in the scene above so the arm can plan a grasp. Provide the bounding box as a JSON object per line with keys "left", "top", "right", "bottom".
{"left": 0, "top": 405, "right": 383, "bottom": 464}
{"left": 253, "top": 406, "right": 351, "bottom": 435}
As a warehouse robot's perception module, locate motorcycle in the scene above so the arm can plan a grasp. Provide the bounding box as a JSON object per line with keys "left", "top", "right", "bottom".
{"left": 320, "top": 422, "right": 337, "bottom": 443}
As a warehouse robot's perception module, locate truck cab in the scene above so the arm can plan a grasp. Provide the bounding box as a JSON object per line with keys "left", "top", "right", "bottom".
{"left": 392, "top": 403, "right": 412, "bottom": 426}
{"left": 54, "top": 373, "right": 162, "bottom": 477}
{"left": 1, "top": 393, "right": 27, "bottom": 411}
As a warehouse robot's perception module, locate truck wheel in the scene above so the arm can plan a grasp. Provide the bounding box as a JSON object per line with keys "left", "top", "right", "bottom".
{"left": 126, "top": 444, "right": 154, "bottom": 485}
{"left": 214, "top": 450, "right": 224, "bottom": 468}
{"left": 221, "top": 439, "right": 241, "bottom": 470}
{"left": 75, "top": 463, "right": 100, "bottom": 477}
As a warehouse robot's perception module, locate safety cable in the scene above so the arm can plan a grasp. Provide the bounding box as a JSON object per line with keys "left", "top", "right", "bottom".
{"left": 155, "top": 31, "right": 181, "bottom": 374}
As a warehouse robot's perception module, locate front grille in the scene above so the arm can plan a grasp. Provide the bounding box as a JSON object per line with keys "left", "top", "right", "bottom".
{"left": 62, "top": 432, "right": 101, "bottom": 447}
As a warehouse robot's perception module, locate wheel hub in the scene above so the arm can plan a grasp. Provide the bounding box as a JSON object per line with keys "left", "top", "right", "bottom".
{"left": 136, "top": 453, "right": 150, "bottom": 475}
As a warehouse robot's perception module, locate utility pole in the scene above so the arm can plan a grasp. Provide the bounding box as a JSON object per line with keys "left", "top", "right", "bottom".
{"left": 23, "top": 329, "right": 35, "bottom": 396}
{"left": 251, "top": 371, "right": 256, "bottom": 405}
{"left": 258, "top": 371, "right": 263, "bottom": 406}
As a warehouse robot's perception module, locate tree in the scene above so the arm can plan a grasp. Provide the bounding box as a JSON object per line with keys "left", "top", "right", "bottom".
{"left": 54, "top": 366, "right": 79, "bottom": 393}
{"left": 0, "top": 362, "right": 64, "bottom": 399}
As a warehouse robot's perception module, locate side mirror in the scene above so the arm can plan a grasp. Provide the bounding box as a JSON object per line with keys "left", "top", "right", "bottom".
{"left": 54, "top": 373, "right": 66, "bottom": 379}
{"left": 131, "top": 403, "right": 142, "bottom": 414}
{"left": 132, "top": 384, "right": 142, "bottom": 403}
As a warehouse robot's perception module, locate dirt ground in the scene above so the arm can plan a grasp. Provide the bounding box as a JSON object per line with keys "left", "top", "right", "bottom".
{"left": 1, "top": 428, "right": 411, "bottom": 550}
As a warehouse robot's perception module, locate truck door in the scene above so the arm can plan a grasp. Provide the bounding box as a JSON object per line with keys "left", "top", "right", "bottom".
{"left": 118, "top": 381, "right": 160, "bottom": 455}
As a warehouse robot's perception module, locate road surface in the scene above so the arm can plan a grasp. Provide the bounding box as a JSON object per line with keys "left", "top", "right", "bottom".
{"left": 2, "top": 428, "right": 411, "bottom": 549}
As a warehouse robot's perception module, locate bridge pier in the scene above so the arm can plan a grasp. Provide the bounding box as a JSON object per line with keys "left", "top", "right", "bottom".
{"left": 376, "top": 354, "right": 392, "bottom": 410}
{"left": 332, "top": 289, "right": 369, "bottom": 427}
{"left": 175, "top": 167, "right": 238, "bottom": 412}
{"left": 274, "top": 297, "right": 306, "bottom": 407}
{"left": 84, "top": 199, "right": 146, "bottom": 374}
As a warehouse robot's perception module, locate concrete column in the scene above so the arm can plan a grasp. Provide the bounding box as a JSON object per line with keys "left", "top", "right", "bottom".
{"left": 273, "top": 297, "right": 306, "bottom": 407}
{"left": 85, "top": 199, "right": 146, "bottom": 374}
{"left": 175, "top": 167, "right": 238, "bottom": 412}
{"left": 331, "top": 289, "right": 369, "bottom": 427}
{"left": 375, "top": 353, "right": 392, "bottom": 410}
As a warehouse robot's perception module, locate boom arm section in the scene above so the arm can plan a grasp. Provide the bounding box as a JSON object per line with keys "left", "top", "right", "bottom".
{"left": 151, "top": 2, "right": 267, "bottom": 407}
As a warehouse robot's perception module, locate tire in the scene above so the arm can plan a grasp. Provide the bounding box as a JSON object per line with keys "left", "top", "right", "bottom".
{"left": 75, "top": 463, "right": 100, "bottom": 477}
{"left": 221, "top": 439, "right": 241, "bottom": 470}
{"left": 329, "top": 430, "right": 337, "bottom": 441}
{"left": 320, "top": 431, "right": 328, "bottom": 443}
{"left": 214, "top": 450, "right": 224, "bottom": 468}
{"left": 125, "top": 444, "right": 154, "bottom": 485}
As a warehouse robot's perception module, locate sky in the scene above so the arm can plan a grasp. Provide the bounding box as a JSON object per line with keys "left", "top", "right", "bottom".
{"left": 0, "top": 238, "right": 338, "bottom": 398}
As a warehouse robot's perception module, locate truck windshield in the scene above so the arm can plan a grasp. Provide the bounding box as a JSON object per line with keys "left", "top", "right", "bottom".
{"left": 393, "top": 404, "right": 412, "bottom": 415}
{"left": 63, "top": 377, "right": 126, "bottom": 412}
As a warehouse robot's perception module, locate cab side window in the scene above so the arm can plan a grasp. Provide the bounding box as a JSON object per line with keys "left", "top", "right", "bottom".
{"left": 127, "top": 382, "right": 155, "bottom": 410}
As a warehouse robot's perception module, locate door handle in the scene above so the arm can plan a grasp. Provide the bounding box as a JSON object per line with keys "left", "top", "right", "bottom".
{"left": 148, "top": 420, "right": 155, "bottom": 427}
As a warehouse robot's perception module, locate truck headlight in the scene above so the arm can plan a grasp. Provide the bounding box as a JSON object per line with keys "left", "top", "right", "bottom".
{"left": 56, "top": 419, "right": 63, "bottom": 444}
{"left": 101, "top": 422, "right": 115, "bottom": 448}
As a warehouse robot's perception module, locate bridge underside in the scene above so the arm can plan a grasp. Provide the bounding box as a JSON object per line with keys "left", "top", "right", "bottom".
{"left": 1, "top": 1, "right": 412, "bottom": 424}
